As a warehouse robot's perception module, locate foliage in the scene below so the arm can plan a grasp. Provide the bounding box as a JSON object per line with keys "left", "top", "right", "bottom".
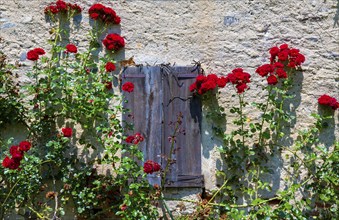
{"left": 0, "top": 39, "right": 26, "bottom": 130}
{"left": 187, "top": 45, "right": 338, "bottom": 219}
{"left": 0, "top": 1, "right": 338, "bottom": 220}
{"left": 0, "top": 1, "right": 157, "bottom": 219}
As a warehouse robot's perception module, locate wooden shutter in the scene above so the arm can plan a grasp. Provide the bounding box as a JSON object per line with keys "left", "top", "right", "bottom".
{"left": 162, "top": 66, "right": 203, "bottom": 187}
{"left": 122, "top": 66, "right": 203, "bottom": 188}
{"left": 122, "top": 66, "right": 163, "bottom": 185}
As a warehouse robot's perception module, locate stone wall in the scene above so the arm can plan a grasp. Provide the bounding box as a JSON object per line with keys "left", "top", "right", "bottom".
{"left": 1, "top": 0, "right": 338, "bottom": 217}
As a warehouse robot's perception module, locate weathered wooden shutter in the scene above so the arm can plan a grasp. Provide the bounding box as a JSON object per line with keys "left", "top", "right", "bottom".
{"left": 122, "top": 66, "right": 203, "bottom": 188}
{"left": 122, "top": 66, "right": 163, "bottom": 185}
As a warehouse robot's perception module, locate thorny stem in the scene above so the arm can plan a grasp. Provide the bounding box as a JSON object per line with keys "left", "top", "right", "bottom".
{"left": 273, "top": 69, "right": 293, "bottom": 144}
{"left": 206, "top": 179, "right": 228, "bottom": 207}
{"left": 27, "top": 206, "right": 47, "bottom": 219}
{"left": 81, "top": 21, "right": 106, "bottom": 71}
{"left": 238, "top": 93, "right": 245, "bottom": 147}
{"left": 161, "top": 193, "right": 174, "bottom": 220}
{"left": 258, "top": 86, "right": 273, "bottom": 146}
{"left": 160, "top": 114, "right": 182, "bottom": 220}
{"left": 161, "top": 117, "right": 180, "bottom": 190}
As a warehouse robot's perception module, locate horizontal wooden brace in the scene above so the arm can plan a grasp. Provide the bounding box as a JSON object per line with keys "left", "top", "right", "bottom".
{"left": 165, "top": 175, "right": 204, "bottom": 188}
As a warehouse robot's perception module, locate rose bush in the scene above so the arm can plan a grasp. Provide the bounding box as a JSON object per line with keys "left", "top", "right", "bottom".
{"left": 0, "top": 1, "right": 338, "bottom": 219}
{"left": 185, "top": 44, "right": 338, "bottom": 219}
{"left": 0, "top": 1, "right": 155, "bottom": 219}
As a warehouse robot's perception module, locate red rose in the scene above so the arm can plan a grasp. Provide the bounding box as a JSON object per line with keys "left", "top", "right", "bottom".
{"left": 276, "top": 68, "right": 287, "bottom": 78}
{"left": 2, "top": 156, "right": 12, "bottom": 168}
{"left": 134, "top": 132, "right": 144, "bottom": 144}
{"left": 122, "top": 82, "right": 134, "bottom": 93}
{"left": 318, "top": 94, "right": 339, "bottom": 110}
{"left": 143, "top": 160, "right": 161, "bottom": 174}
{"left": 9, "top": 159, "right": 20, "bottom": 170}
{"left": 269, "top": 46, "right": 279, "bottom": 57}
{"left": 236, "top": 83, "right": 248, "bottom": 94}
{"left": 279, "top": 44, "right": 289, "bottom": 50}
{"left": 19, "top": 141, "right": 31, "bottom": 152}
{"left": 273, "top": 62, "right": 284, "bottom": 69}
{"left": 27, "top": 50, "right": 39, "bottom": 61}
{"left": 2, "top": 156, "right": 20, "bottom": 170}
{"left": 27, "top": 48, "right": 45, "bottom": 61}
{"left": 102, "top": 34, "right": 125, "bottom": 51}
{"left": 198, "top": 80, "right": 216, "bottom": 95}
{"left": 196, "top": 75, "right": 207, "bottom": 84}
{"left": 56, "top": 0, "right": 68, "bottom": 11}
{"left": 289, "top": 48, "right": 300, "bottom": 57}
{"left": 114, "top": 16, "right": 121, "bottom": 24}
{"left": 105, "top": 62, "right": 116, "bottom": 72}
{"left": 62, "top": 127, "right": 72, "bottom": 137}
{"left": 217, "top": 76, "right": 228, "bottom": 88}
{"left": 206, "top": 74, "right": 218, "bottom": 83}
{"left": 45, "top": 5, "right": 59, "bottom": 14}
{"left": 277, "top": 51, "right": 289, "bottom": 61}
{"left": 33, "top": 48, "right": 46, "bottom": 55}
{"left": 226, "top": 73, "right": 237, "bottom": 84}
{"left": 318, "top": 94, "right": 333, "bottom": 105}
{"left": 103, "top": 7, "right": 115, "bottom": 17}
{"left": 105, "top": 81, "right": 113, "bottom": 90}
{"left": 70, "top": 4, "right": 82, "bottom": 13}
{"left": 108, "top": 131, "right": 113, "bottom": 137}
{"left": 226, "top": 68, "right": 251, "bottom": 94}
{"left": 65, "top": 44, "right": 77, "bottom": 53}
{"left": 189, "top": 82, "right": 197, "bottom": 92}
{"left": 10, "top": 145, "right": 24, "bottom": 161}
{"left": 288, "top": 61, "right": 296, "bottom": 68}
{"left": 88, "top": 3, "right": 105, "bottom": 14}
{"left": 89, "top": 3, "right": 120, "bottom": 25}
{"left": 90, "top": 13, "right": 100, "bottom": 20}
{"left": 125, "top": 135, "right": 134, "bottom": 143}
{"left": 267, "top": 75, "right": 278, "bottom": 85}
{"left": 295, "top": 53, "right": 305, "bottom": 65}
{"left": 256, "top": 64, "right": 273, "bottom": 77}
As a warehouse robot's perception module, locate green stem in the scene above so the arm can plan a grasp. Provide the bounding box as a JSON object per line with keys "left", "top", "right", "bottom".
{"left": 161, "top": 193, "right": 174, "bottom": 220}
{"left": 206, "top": 179, "right": 228, "bottom": 206}
{"left": 258, "top": 86, "right": 273, "bottom": 146}
{"left": 161, "top": 121, "right": 179, "bottom": 190}
{"left": 274, "top": 69, "right": 293, "bottom": 144}
{"left": 0, "top": 178, "right": 20, "bottom": 209}
{"left": 27, "top": 206, "right": 46, "bottom": 219}
{"left": 238, "top": 94, "right": 245, "bottom": 147}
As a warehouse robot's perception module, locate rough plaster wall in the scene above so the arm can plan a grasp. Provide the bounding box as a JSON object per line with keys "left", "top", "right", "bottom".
{"left": 1, "top": 0, "right": 338, "bottom": 217}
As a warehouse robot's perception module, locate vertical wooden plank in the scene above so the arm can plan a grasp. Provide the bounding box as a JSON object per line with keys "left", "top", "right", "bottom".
{"left": 122, "top": 67, "right": 162, "bottom": 185}
{"left": 144, "top": 66, "right": 162, "bottom": 185}
{"left": 162, "top": 66, "right": 203, "bottom": 187}
{"left": 162, "top": 67, "right": 178, "bottom": 185}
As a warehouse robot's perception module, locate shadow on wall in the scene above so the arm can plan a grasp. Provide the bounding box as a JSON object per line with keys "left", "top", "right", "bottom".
{"left": 317, "top": 106, "right": 336, "bottom": 149}
{"left": 334, "top": 0, "right": 339, "bottom": 27}
{"left": 201, "top": 92, "right": 227, "bottom": 159}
